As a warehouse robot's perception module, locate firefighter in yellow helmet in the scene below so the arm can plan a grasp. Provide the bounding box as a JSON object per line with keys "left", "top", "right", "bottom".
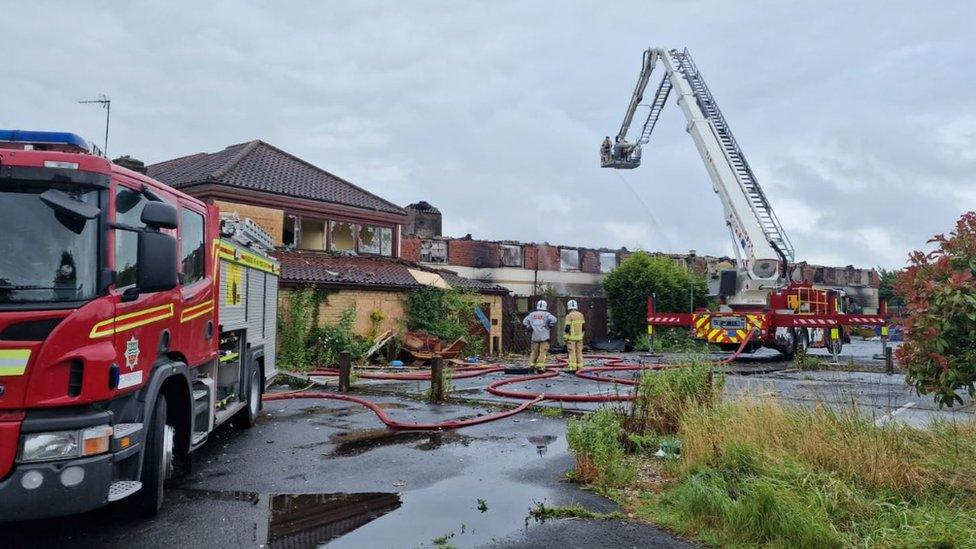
{"left": 564, "top": 299, "right": 585, "bottom": 371}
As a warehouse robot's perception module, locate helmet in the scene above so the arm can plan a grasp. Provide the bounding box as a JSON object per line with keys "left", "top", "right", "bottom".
{"left": 536, "top": 300, "right": 548, "bottom": 311}
{"left": 567, "top": 299, "right": 578, "bottom": 311}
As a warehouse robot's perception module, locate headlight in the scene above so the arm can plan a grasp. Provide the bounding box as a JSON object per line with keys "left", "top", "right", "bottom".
{"left": 20, "top": 424, "right": 113, "bottom": 463}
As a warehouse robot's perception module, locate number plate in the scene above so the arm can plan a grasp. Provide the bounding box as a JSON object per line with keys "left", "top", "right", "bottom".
{"left": 711, "top": 317, "right": 746, "bottom": 330}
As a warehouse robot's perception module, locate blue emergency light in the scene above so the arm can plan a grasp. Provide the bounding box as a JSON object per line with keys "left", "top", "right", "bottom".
{"left": 0, "top": 130, "right": 92, "bottom": 152}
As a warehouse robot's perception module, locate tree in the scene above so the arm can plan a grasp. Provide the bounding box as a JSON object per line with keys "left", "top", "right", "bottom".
{"left": 602, "top": 252, "right": 708, "bottom": 340}
{"left": 896, "top": 211, "right": 976, "bottom": 407}
{"left": 877, "top": 267, "right": 906, "bottom": 306}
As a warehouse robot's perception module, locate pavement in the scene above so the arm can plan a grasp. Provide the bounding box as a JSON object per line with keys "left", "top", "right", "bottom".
{"left": 6, "top": 337, "right": 970, "bottom": 548}
{"left": 3, "top": 395, "right": 696, "bottom": 549}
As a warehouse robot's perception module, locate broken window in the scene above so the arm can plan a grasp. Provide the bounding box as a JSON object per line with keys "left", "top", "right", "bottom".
{"left": 559, "top": 248, "right": 580, "bottom": 271}
{"left": 421, "top": 239, "right": 447, "bottom": 263}
{"left": 600, "top": 252, "right": 617, "bottom": 273}
{"left": 283, "top": 215, "right": 298, "bottom": 248}
{"left": 516, "top": 297, "right": 529, "bottom": 312}
{"left": 330, "top": 221, "right": 355, "bottom": 252}
{"left": 299, "top": 219, "right": 326, "bottom": 250}
{"left": 358, "top": 225, "right": 380, "bottom": 254}
{"left": 500, "top": 244, "right": 522, "bottom": 267}
{"left": 379, "top": 227, "right": 393, "bottom": 256}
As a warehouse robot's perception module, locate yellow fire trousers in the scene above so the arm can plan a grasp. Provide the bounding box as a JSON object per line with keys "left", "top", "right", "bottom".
{"left": 529, "top": 341, "right": 549, "bottom": 369}
{"left": 566, "top": 340, "right": 583, "bottom": 371}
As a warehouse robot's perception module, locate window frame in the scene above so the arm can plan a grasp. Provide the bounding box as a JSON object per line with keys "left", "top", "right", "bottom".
{"left": 179, "top": 206, "right": 207, "bottom": 288}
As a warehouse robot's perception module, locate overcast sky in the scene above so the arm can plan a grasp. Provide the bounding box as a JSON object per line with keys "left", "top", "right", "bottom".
{"left": 5, "top": 1, "right": 974, "bottom": 269}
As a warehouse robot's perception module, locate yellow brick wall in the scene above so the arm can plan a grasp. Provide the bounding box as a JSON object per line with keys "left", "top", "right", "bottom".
{"left": 317, "top": 290, "right": 406, "bottom": 337}
{"left": 278, "top": 288, "right": 506, "bottom": 355}
{"left": 213, "top": 200, "right": 285, "bottom": 246}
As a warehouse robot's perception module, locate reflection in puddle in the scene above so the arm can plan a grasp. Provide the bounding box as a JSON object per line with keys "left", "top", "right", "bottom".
{"left": 328, "top": 429, "right": 471, "bottom": 457}
{"left": 268, "top": 493, "right": 401, "bottom": 548}
{"left": 527, "top": 435, "right": 557, "bottom": 456}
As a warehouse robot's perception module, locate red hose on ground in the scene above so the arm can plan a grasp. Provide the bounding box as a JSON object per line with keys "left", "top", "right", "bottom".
{"left": 269, "top": 330, "right": 758, "bottom": 431}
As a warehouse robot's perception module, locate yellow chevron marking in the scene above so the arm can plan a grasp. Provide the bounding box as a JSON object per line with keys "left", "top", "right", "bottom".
{"left": 89, "top": 304, "right": 174, "bottom": 339}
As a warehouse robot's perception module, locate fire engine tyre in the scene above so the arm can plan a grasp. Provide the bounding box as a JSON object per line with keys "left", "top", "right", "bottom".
{"left": 779, "top": 329, "right": 798, "bottom": 360}
{"left": 235, "top": 367, "right": 261, "bottom": 428}
{"left": 796, "top": 328, "right": 809, "bottom": 353}
{"left": 133, "top": 394, "right": 172, "bottom": 517}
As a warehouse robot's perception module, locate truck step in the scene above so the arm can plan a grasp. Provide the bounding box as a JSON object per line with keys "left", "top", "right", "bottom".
{"left": 106, "top": 480, "right": 142, "bottom": 502}
{"left": 191, "top": 432, "right": 208, "bottom": 446}
{"left": 192, "top": 389, "right": 208, "bottom": 401}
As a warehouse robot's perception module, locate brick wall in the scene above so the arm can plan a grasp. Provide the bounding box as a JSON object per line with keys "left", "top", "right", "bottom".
{"left": 523, "top": 245, "right": 538, "bottom": 270}
{"left": 280, "top": 287, "right": 505, "bottom": 355}
{"left": 536, "top": 244, "right": 560, "bottom": 271}
{"left": 401, "top": 235, "right": 422, "bottom": 262}
{"left": 580, "top": 249, "right": 600, "bottom": 274}
{"left": 448, "top": 239, "right": 501, "bottom": 268}
{"left": 213, "top": 200, "right": 284, "bottom": 246}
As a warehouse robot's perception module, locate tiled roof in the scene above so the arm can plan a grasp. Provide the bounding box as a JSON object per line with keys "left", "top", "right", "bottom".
{"left": 147, "top": 141, "right": 405, "bottom": 215}
{"left": 272, "top": 250, "right": 508, "bottom": 294}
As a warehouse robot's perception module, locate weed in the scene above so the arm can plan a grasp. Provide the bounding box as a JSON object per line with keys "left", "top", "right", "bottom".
{"left": 566, "top": 408, "right": 635, "bottom": 488}
{"left": 431, "top": 531, "right": 455, "bottom": 548}
{"left": 626, "top": 400, "right": 976, "bottom": 547}
{"left": 406, "top": 287, "right": 484, "bottom": 357}
{"left": 476, "top": 498, "right": 488, "bottom": 512}
{"left": 424, "top": 368, "right": 454, "bottom": 403}
{"left": 538, "top": 406, "right": 565, "bottom": 418}
{"left": 527, "top": 501, "right": 624, "bottom": 523}
{"left": 793, "top": 349, "right": 820, "bottom": 370}
{"left": 650, "top": 327, "right": 712, "bottom": 353}
{"left": 624, "top": 359, "right": 719, "bottom": 436}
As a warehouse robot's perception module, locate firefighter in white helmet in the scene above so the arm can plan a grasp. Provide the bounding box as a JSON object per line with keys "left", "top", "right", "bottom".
{"left": 523, "top": 299, "right": 557, "bottom": 371}
{"left": 564, "top": 299, "right": 585, "bottom": 371}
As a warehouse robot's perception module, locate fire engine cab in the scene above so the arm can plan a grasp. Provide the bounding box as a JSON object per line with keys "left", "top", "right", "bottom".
{"left": 0, "top": 130, "right": 279, "bottom": 520}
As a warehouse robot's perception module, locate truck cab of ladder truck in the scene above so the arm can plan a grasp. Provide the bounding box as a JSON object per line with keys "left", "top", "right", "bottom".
{"left": 0, "top": 130, "right": 220, "bottom": 520}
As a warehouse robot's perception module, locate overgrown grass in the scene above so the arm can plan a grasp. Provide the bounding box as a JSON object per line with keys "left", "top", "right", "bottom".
{"left": 538, "top": 406, "right": 565, "bottom": 418}
{"left": 624, "top": 359, "right": 720, "bottom": 437}
{"left": 563, "top": 357, "right": 976, "bottom": 547}
{"left": 566, "top": 407, "right": 635, "bottom": 488}
{"left": 633, "top": 402, "right": 976, "bottom": 548}
{"left": 651, "top": 327, "right": 714, "bottom": 353}
{"left": 793, "top": 349, "right": 821, "bottom": 370}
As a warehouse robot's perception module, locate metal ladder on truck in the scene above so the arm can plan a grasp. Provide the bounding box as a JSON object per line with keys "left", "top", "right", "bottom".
{"left": 670, "top": 49, "right": 794, "bottom": 264}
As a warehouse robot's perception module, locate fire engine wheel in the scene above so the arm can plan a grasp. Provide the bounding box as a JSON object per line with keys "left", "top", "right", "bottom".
{"left": 235, "top": 367, "right": 261, "bottom": 429}
{"left": 133, "top": 394, "right": 172, "bottom": 517}
{"left": 796, "top": 328, "right": 809, "bottom": 353}
{"left": 778, "top": 328, "right": 798, "bottom": 360}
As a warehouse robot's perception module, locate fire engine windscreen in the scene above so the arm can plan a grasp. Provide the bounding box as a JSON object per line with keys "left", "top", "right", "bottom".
{"left": 0, "top": 181, "right": 100, "bottom": 304}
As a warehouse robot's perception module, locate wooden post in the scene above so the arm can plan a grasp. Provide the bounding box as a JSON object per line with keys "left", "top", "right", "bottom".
{"left": 431, "top": 355, "right": 444, "bottom": 403}
{"left": 885, "top": 346, "right": 894, "bottom": 375}
{"left": 338, "top": 351, "right": 351, "bottom": 393}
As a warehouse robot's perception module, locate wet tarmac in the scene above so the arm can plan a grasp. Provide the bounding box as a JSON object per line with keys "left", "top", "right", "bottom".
{"left": 2, "top": 395, "right": 694, "bottom": 548}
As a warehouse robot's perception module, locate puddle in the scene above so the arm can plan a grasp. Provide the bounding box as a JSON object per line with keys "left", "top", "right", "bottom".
{"left": 268, "top": 492, "right": 401, "bottom": 548}
{"left": 527, "top": 435, "right": 558, "bottom": 456}
{"left": 329, "top": 429, "right": 472, "bottom": 457}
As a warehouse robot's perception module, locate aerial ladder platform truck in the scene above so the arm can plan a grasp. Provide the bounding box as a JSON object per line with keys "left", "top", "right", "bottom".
{"left": 0, "top": 130, "right": 278, "bottom": 520}
{"left": 601, "top": 49, "right": 887, "bottom": 357}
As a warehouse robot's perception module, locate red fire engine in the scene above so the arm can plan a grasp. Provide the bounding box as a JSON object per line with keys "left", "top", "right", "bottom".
{"left": 601, "top": 49, "right": 887, "bottom": 355}
{"left": 0, "top": 130, "right": 279, "bottom": 520}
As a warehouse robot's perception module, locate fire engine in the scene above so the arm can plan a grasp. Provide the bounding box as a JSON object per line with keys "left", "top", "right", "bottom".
{"left": 601, "top": 49, "right": 886, "bottom": 356}
{"left": 0, "top": 130, "right": 279, "bottom": 520}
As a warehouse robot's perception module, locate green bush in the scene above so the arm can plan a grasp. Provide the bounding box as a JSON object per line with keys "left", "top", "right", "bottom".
{"left": 602, "top": 252, "right": 708, "bottom": 340}
{"left": 405, "top": 286, "right": 484, "bottom": 356}
{"left": 308, "top": 305, "right": 370, "bottom": 367}
{"left": 626, "top": 359, "right": 719, "bottom": 436}
{"left": 650, "top": 327, "right": 712, "bottom": 353}
{"left": 278, "top": 287, "right": 320, "bottom": 371}
{"left": 566, "top": 408, "right": 634, "bottom": 488}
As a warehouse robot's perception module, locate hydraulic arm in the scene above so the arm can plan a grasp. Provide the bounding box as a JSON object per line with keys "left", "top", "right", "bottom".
{"left": 601, "top": 48, "right": 794, "bottom": 305}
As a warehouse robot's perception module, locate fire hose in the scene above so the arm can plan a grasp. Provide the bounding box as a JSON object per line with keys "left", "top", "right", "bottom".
{"left": 265, "top": 331, "right": 757, "bottom": 430}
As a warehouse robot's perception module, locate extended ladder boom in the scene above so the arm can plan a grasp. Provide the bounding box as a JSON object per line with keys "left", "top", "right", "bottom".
{"left": 601, "top": 47, "right": 794, "bottom": 302}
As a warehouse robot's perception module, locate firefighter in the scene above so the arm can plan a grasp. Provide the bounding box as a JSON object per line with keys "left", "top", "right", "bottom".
{"left": 564, "top": 299, "right": 585, "bottom": 371}
{"left": 601, "top": 136, "right": 612, "bottom": 162}
{"left": 523, "top": 300, "right": 557, "bottom": 372}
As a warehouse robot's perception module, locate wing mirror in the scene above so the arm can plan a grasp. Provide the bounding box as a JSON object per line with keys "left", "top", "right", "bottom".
{"left": 140, "top": 201, "right": 178, "bottom": 230}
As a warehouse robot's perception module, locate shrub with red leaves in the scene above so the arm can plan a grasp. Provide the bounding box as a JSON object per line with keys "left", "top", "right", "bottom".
{"left": 896, "top": 211, "right": 976, "bottom": 407}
